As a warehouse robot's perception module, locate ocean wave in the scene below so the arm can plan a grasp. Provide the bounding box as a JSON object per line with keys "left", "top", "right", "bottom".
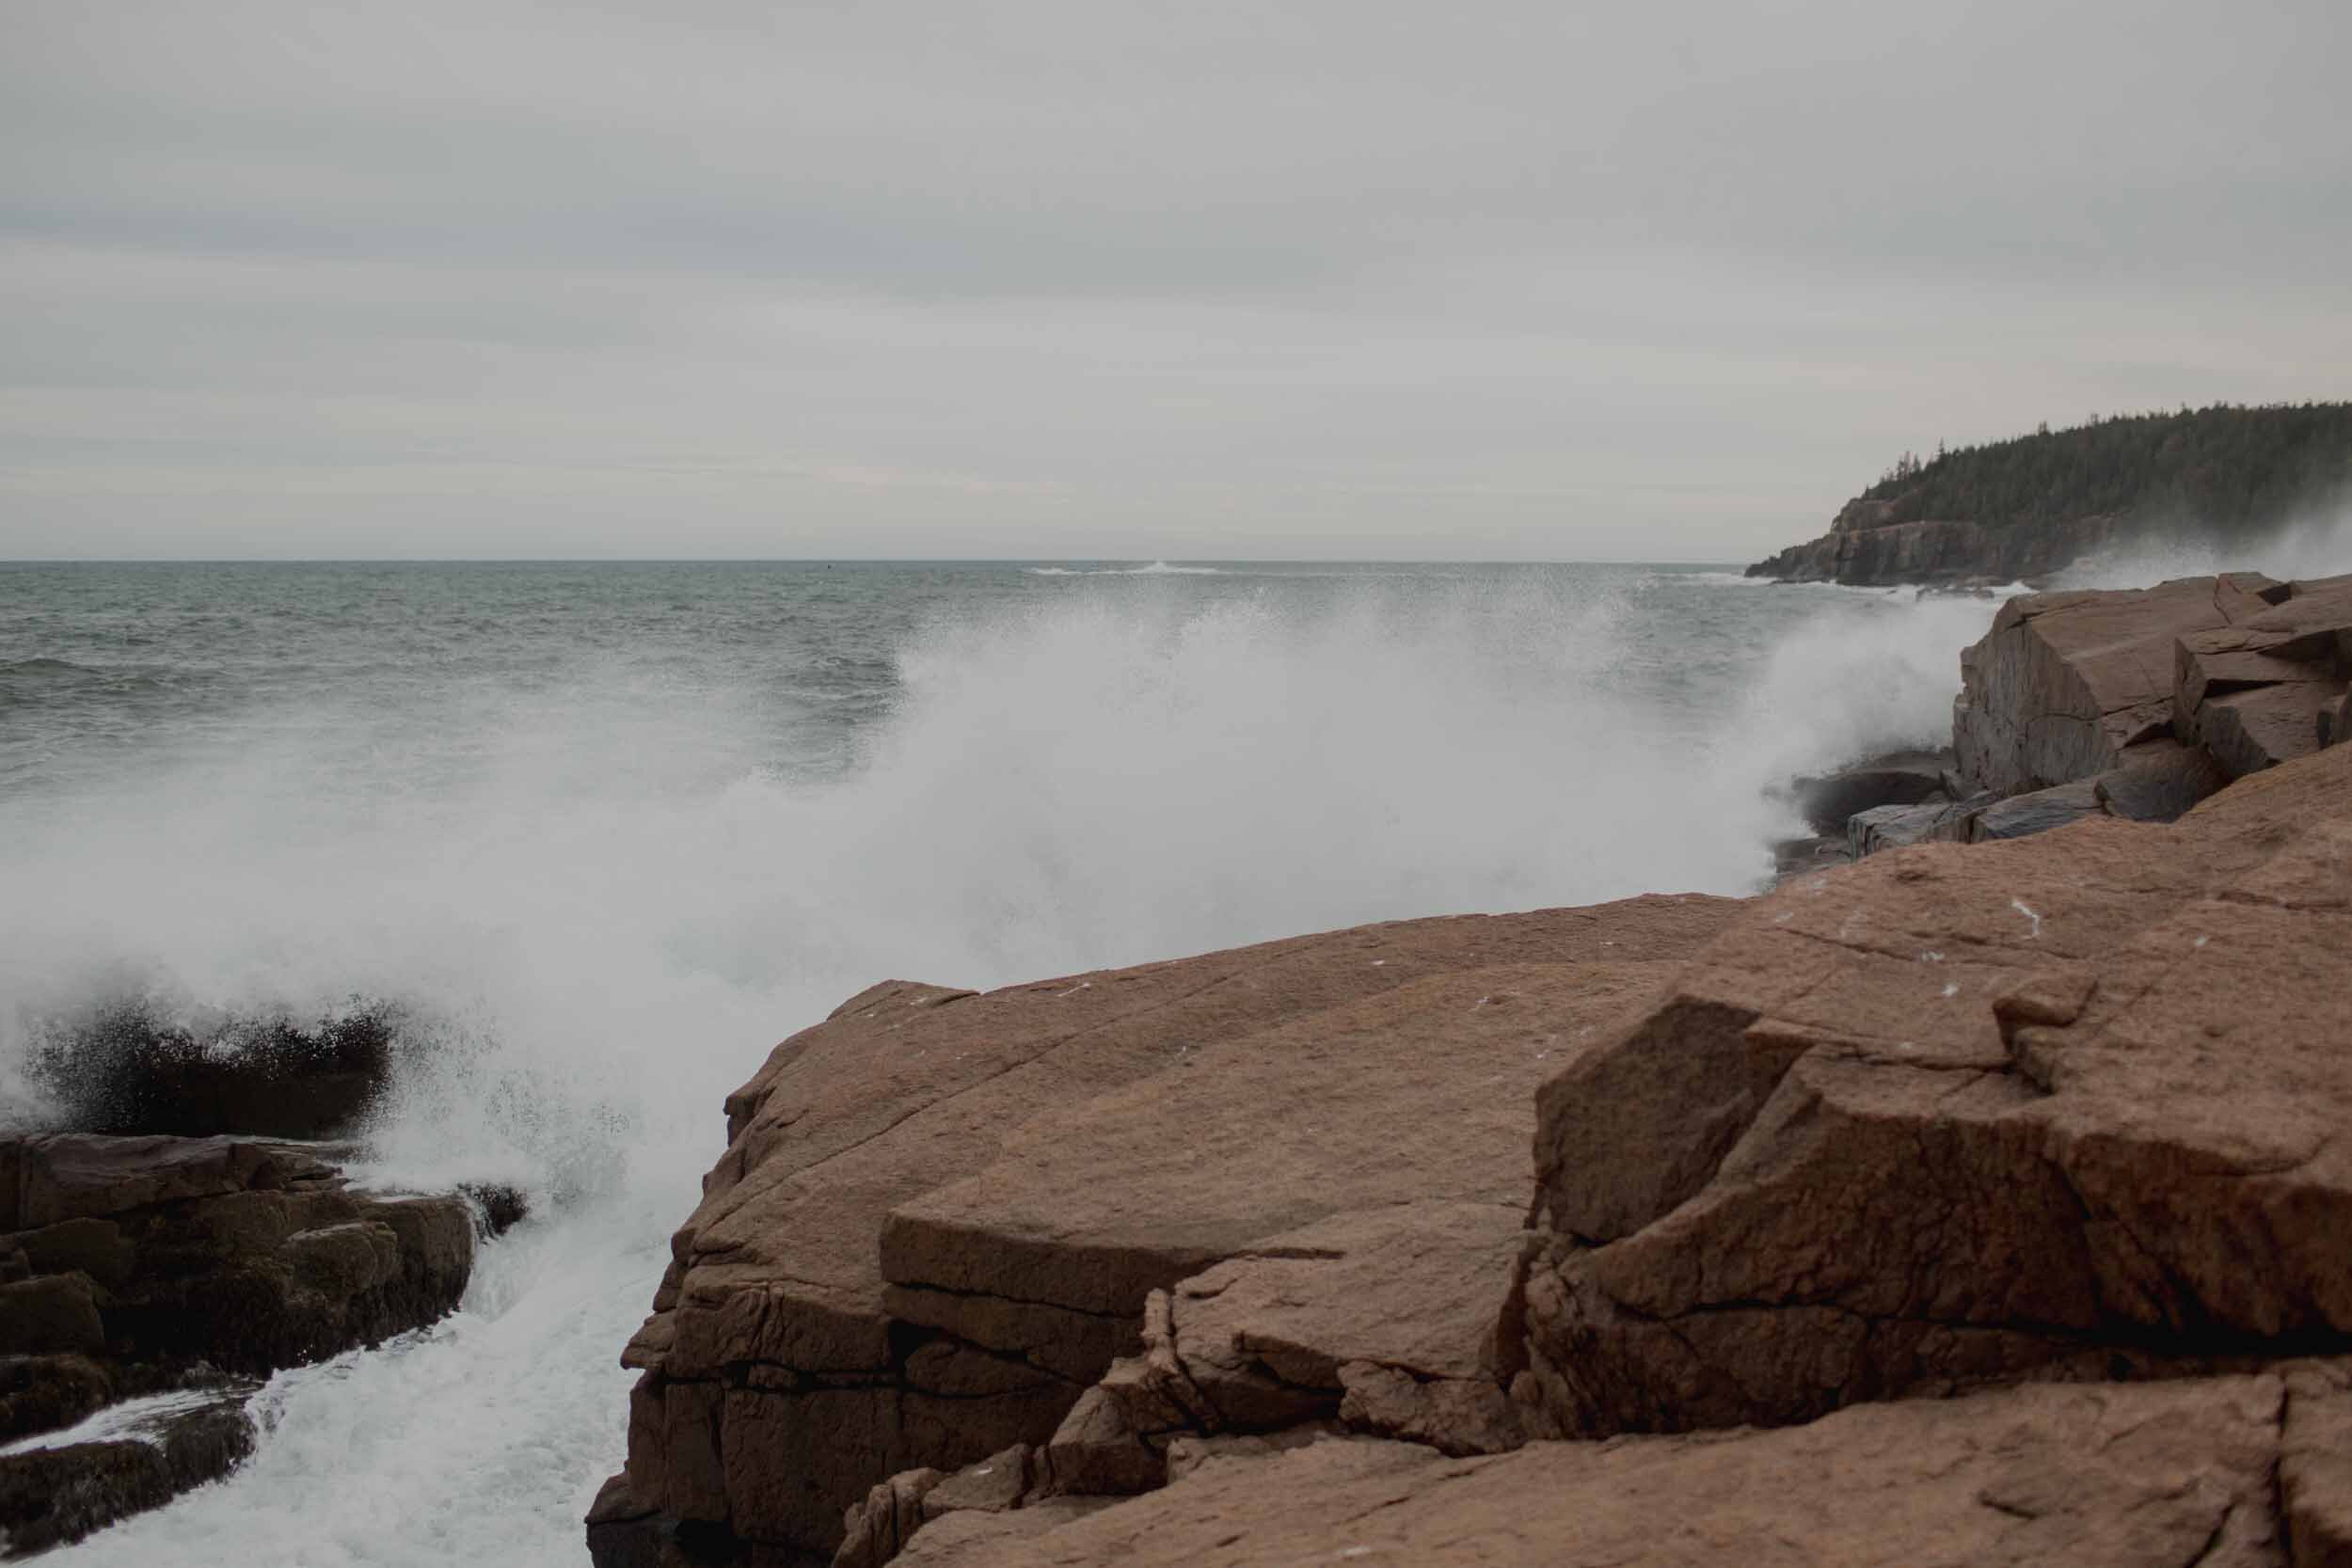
{"left": 1025, "top": 561, "right": 1224, "bottom": 577}
{"left": 2, "top": 572, "right": 2000, "bottom": 1565}
{"left": 0, "top": 657, "right": 105, "bottom": 678}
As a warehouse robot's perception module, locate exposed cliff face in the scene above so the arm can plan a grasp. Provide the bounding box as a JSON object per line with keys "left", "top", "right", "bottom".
{"left": 1950, "top": 571, "right": 2352, "bottom": 796}
{"left": 1744, "top": 496, "right": 2122, "bottom": 586}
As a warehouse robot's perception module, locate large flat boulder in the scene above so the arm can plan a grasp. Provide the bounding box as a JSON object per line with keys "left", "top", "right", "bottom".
{"left": 603, "top": 895, "right": 1739, "bottom": 1562}
{"left": 1519, "top": 739, "right": 2352, "bottom": 1439}
{"left": 897, "top": 1373, "right": 2310, "bottom": 1567}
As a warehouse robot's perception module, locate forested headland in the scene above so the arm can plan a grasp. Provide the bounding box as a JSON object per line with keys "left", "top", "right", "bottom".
{"left": 1749, "top": 402, "right": 2352, "bottom": 584}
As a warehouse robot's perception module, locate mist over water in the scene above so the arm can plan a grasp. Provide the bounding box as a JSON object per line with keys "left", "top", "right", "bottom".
{"left": 2052, "top": 500, "right": 2352, "bottom": 590}
{"left": 2, "top": 560, "right": 2002, "bottom": 1564}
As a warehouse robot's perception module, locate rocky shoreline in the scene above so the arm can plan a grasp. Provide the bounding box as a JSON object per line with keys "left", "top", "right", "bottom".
{"left": 0, "top": 1132, "right": 516, "bottom": 1555}
{"left": 586, "top": 571, "right": 2352, "bottom": 1566}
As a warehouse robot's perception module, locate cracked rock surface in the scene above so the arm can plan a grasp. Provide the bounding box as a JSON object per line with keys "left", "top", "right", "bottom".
{"left": 1519, "top": 740, "right": 2352, "bottom": 1441}
{"left": 898, "top": 1374, "right": 2312, "bottom": 1568}
{"left": 596, "top": 895, "right": 1735, "bottom": 1562}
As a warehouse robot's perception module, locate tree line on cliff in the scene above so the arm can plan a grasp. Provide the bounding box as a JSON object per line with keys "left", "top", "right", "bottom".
{"left": 1863, "top": 401, "right": 2352, "bottom": 535}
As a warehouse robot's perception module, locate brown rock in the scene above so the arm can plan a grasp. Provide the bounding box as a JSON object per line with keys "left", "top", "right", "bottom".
{"left": 892, "top": 1499, "right": 1118, "bottom": 1567}
{"left": 2283, "top": 1361, "right": 2352, "bottom": 1568}
{"left": 1520, "top": 740, "right": 2352, "bottom": 1439}
{"left": 919, "top": 1445, "right": 1029, "bottom": 1518}
{"left": 2322, "top": 689, "right": 2352, "bottom": 748}
{"left": 2091, "top": 736, "right": 2231, "bottom": 821}
{"left": 907, "top": 1376, "right": 2289, "bottom": 1568}
{"left": 834, "top": 1466, "right": 943, "bottom": 1568}
{"left": 2196, "top": 680, "right": 2348, "bottom": 779}
{"left": 1951, "top": 573, "right": 2282, "bottom": 794}
{"left": 1159, "top": 1201, "right": 1527, "bottom": 1454}
{"left": 609, "top": 895, "right": 1738, "bottom": 1561}
{"left": 2168, "top": 581, "right": 2352, "bottom": 779}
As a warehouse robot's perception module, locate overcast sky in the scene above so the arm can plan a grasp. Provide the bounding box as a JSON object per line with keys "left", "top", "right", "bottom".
{"left": 3, "top": 1, "right": 2346, "bottom": 561}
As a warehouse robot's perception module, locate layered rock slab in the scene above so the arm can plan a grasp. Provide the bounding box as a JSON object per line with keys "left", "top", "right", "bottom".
{"left": 1952, "top": 573, "right": 2352, "bottom": 802}
{"left": 605, "top": 895, "right": 1737, "bottom": 1562}
{"left": 1013, "top": 1198, "right": 1530, "bottom": 1521}
{"left": 1951, "top": 572, "right": 2285, "bottom": 794}
{"left": 1521, "top": 738, "right": 2352, "bottom": 1438}
{"left": 902, "top": 1374, "right": 2300, "bottom": 1567}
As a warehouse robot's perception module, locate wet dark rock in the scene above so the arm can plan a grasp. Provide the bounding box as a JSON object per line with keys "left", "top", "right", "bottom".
{"left": 0, "top": 1273, "right": 104, "bottom": 1357}
{"left": 0, "top": 1390, "right": 255, "bottom": 1557}
{"left": 0, "top": 1132, "right": 485, "bottom": 1545}
{"left": 1788, "top": 751, "right": 1951, "bottom": 835}
{"left": 457, "top": 1181, "right": 529, "bottom": 1239}
{"left": 0, "top": 1356, "right": 112, "bottom": 1444}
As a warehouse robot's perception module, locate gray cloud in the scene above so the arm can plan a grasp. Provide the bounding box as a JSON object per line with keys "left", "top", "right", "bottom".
{"left": 4, "top": 0, "right": 2347, "bottom": 559}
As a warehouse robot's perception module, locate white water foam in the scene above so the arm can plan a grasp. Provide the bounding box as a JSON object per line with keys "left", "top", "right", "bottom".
{"left": 2052, "top": 500, "right": 2352, "bottom": 590}
{"left": 2, "top": 573, "right": 2008, "bottom": 1563}
{"left": 0, "top": 1386, "right": 250, "bottom": 1459}
{"left": 1025, "top": 561, "right": 1224, "bottom": 576}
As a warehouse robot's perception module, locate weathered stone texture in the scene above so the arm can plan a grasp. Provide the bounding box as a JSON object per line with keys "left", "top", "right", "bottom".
{"left": 903, "top": 1376, "right": 2297, "bottom": 1567}
{"left": 1951, "top": 573, "right": 2284, "bottom": 794}
{"left": 1520, "top": 740, "right": 2352, "bottom": 1439}
{"left": 608, "top": 896, "right": 1738, "bottom": 1560}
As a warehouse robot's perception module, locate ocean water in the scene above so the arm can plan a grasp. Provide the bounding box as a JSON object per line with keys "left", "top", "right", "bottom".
{"left": 2, "top": 559, "right": 2010, "bottom": 1564}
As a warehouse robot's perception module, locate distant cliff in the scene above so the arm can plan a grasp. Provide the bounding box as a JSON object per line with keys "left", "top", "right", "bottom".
{"left": 1748, "top": 403, "right": 2352, "bottom": 585}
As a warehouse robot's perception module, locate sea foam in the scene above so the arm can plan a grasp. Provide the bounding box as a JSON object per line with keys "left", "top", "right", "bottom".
{"left": 2, "top": 566, "right": 2006, "bottom": 1564}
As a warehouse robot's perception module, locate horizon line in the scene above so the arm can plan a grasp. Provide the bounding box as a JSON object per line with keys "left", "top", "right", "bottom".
{"left": 0, "top": 554, "right": 1750, "bottom": 568}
